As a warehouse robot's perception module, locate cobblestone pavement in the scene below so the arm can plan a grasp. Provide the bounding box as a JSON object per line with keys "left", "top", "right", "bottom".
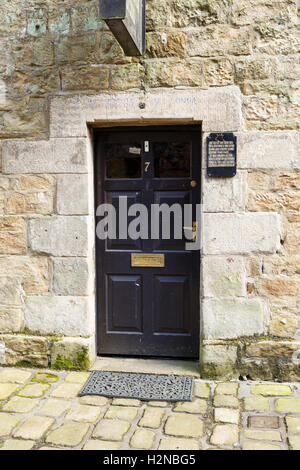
{"left": 0, "top": 367, "right": 300, "bottom": 450}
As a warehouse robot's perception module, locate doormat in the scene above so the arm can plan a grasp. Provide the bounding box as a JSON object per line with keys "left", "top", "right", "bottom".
{"left": 79, "top": 371, "right": 194, "bottom": 402}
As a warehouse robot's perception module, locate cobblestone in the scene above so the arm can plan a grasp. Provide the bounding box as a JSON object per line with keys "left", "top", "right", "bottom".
{"left": 0, "top": 367, "right": 300, "bottom": 450}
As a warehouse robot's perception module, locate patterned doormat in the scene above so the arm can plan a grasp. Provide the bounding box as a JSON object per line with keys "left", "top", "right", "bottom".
{"left": 79, "top": 371, "right": 194, "bottom": 402}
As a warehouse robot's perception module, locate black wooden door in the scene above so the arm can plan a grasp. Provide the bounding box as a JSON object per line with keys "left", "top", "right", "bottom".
{"left": 95, "top": 126, "right": 201, "bottom": 358}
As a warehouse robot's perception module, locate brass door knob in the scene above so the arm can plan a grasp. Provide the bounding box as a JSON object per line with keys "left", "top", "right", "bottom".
{"left": 190, "top": 180, "right": 197, "bottom": 188}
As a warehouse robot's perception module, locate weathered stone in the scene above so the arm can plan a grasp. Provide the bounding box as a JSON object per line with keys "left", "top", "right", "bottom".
{"left": 6, "top": 191, "right": 53, "bottom": 215}
{"left": 165, "top": 414, "right": 204, "bottom": 438}
{"left": 25, "top": 296, "right": 92, "bottom": 337}
{"left": 203, "top": 256, "right": 246, "bottom": 298}
{"left": 29, "top": 216, "right": 89, "bottom": 257}
{"left": 49, "top": 9, "right": 70, "bottom": 35}
{"left": 204, "top": 213, "right": 281, "bottom": 254}
{"left": 248, "top": 416, "right": 279, "bottom": 429}
{"left": 83, "top": 440, "right": 122, "bottom": 450}
{"left": 238, "top": 132, "right": 300, "bottom": 169}
{"left": 0, "top": 439, "right": 35, "bottom": 450}
{"left": 243, "top": 396, "right": 270, "bottom": 412}
{"left": 71, "top": 4, "right": 106, "bottom": 32}
{"left": 2, "top": 138, "right": 88, "bottom": 174}
{"left": 0, "top": 383, "right": 19, "bottom": 399}
{"left": 194, "top": 382, "right": 211, "bottom": 398}
{"left": 46, "top": 421, "right": 89, "bottom": 447}
{"left": 215, "top": 408, "right": 240, "bottom": 424}
{"left": 105, "top": 406, "right": 138, "bottom": 421}
{"left": 210, "top": 424, "right": 239, "bottom": 446}
{"left": 0, "top": 413, "right": 21, "bottom": 437}
{"left": 174, "top": 399, "right": 207, "bottom": 414}
{"left": 201, "top": 345, "right": 238, "bottom": 378}
{"left": 203, "top": 298, "right": 264, "bottom": 339}
{"left": 244, "top": 441, "right": 281, "bottom": 450}
{"left": 203, "top": 172, "right": 246, "bottom": 213}
{"left": 158, "top": 437, "right": 200, "bottom": 450}
{"left": 93, "top": 419, "right": 130, "bottom": 441}
{"left": 244, "top": 429, "right": 282, "bottom": 441}
{"left": 270, "top": 316, "right": 298, "bottom": 338}
{"left": 13, "top": 416, "right": 54, "bottom": 440}
{"left": 246, "top": 341, "right": 299, "bottom": 358}
{"left": 18, "top": 383, "right": 49, "bottom": 398}
{"left": 39, "top": 399, "right": 72, "bottom": 418}
{"left": 145, "top": 59, "right": 204, "bottom": 88}
{"left": 138, "top": 407, "right": 165, "bottom": 428}
{"left": 288, "top": 436, "right": 300, "bottom": 450}
{"left": 215, "top": 383, "right": 239, "bottom": 396}
{"left": 286, "top": 416, "right": 300, "bottom": 433}
{"left": 27, "top": 8, "right": 47, "bottom": 37}
{"left": 204, "top": 58, "right": 234, "bottom": 87}
{"left": 52, "top": 258, "right": 91, "bottom": 296}
{"left": 0, "top": 307, "right": 23, "bottom": 333}
{"left": 112, "top": 398, "right": 141, "bottom": 407}
{"left": 32, "top": 372, "right": 59, "bottom": 383}
{"left": 65, "top": 372, "right": 90, "bottom": 384}
{"left": 0, "top": 334, "right": 49, "bottom": 367}
{"left": 0, "top": 217, "right": 26, "bottom": 255}
{"left": 55, "top": 33, "right": 97, "bottom": 65}
{"left": 0, "top": 368, "right": 31, "bottom": 383}
{"left": 276, "top": 398, "right": 300, "bottom": 412}
{"left": 50, "top": 336, "right": 95, "bottom": 370}
{"left": 130, "top": 429, "right": 156, "bottom": 449}
{"left": 79, "top": 395, "right": 108, "bottom": 407}
{"left": 57, "top": 174, "right": 90, "bottom": 215}
{"left": 214, "top": 395, "right": 239, "bottom": 408}
{"left": 188, "top": 25, "right": 251, "bottom": 57}
{"left": 50, "top": 382, "right": 82, "bottom": 399}
{"left": 146, "top": 32, "right": 186, "bottom": 58}
{"left": 111, "top": 64, "right": 144, "bottom": 91}
{"left": 66, "top": 405, "right": 102, "bottom": 423}
{"left": 61, "top": 66, "right": 110, "bottom": 92}
{"left": 251, "top": 384, "right": 293, "bottom": 397}
{"left": 3, "top": 396, "right": 39, "bottom": 413}
{"left": 0, "top": 256, "right": 49, "bottom": 295}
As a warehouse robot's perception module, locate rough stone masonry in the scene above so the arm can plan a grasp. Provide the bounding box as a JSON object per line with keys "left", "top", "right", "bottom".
{"left": 0, "top": 0, "right": 299, "bottom": 380}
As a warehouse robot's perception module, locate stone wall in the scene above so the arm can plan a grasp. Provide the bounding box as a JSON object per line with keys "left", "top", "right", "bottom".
{"left": 0, "top": 0, "right": 299, "bottom": 379}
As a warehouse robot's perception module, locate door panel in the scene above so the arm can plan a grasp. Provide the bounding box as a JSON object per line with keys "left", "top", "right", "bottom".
{"left": 107, "top": 274, "right": 143, "bottom": 333}
{"left": 95, "top": 126, "right": 201, "bottom": 359}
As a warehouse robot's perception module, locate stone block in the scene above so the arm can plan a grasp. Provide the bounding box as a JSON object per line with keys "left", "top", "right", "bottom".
{"left": 52, "top": 258, "right": 91, "bottom": 295}
{"left": 46, "top": 421, "right": 89, "bottom": 447}
{"left": 0, "top": 217, "right": 26, "bottom": 255}
{"left": 0, "top": 256, "right": 49, "bottom": 295}
{"left": 50, "top": 382, "right": 82, "bottom": 399}
{"left": 0, "top": 307, "right": 23, "bottom": 333}
{"left": 0, "top": 439, "right": 35, "bottom": 450}
{"left": 66, "top": 405, "right": 102, "bottom": 423}
{"left": 158, "top": 437, "right": 200, "bottom": 450}
{"left": 164, "top": 414, "right": 204, "bottom": 438}
{"left": 288, "top": 436, "right": 300, "bottom": 451}
{"left": 194, "top": 382, "right": 211, "bottom": 398}
{"left": 202, "top": 298, "right": 265, "bottom": 339}
{"left": 105, "top": 406, "right": 138, "bottom": 421}
{"left": 244, "top": 442, "right": 281, "bottom": 451}
{"left": 93, "top": 419, "right": 130, "bottom": 441}
{"left": 173, "top": 399, "right": 207, "bottom": 414}
{"left": 29, "top": 216, "right": 89, "bottom": 257}
{"left": 39, "top": 399, "right": 72, "bottom": 418}
{"left": 25, "top": 296, "right": 93, "bottom": 337}
{"left": 215, "top": 383, "right": 239, "bottom": 396}
{"left": 2, "top": 138, "right": 88, "bottom": 174}
{"left": 215, "top": 408, "right": 240, "bottom": 424}
{"left": 251, "top": 384, "right": 293, "bottom": 397}
{"left": 200, "top": 345, "right": 238, "bottom": 378}
{"left": 248, "top": 416, "right": 279, "bottom": 429}
{"left": 130, "top": 429, "right": 156, "bottom": 449}
{"left": 0, "top": 383, "right": 19, "bottom": 399}
{"left": 0, "top": 413, "right": 21, "bottom": 437}
{"left": 13, "top": 416, "right": 54, "bottom": 440}
{"left": 2, "top": 396, "right": 39, "bottom": 413}
{"left": 276, "top": 399, "right": 300, "bottom": 412}
{"left": 286, "top": 417, "right": 300, "bottom": 433}
{"left": 18, "top": 383, "right": 49, "bottom": 398}
{"left": 49, "top": 87, "right": 242, "bottom": 138}
{"left": 50, "top": 336, "right": 95, "bottom": 369}
{"left": 244, "top": 429, "right": 282, "bottom": 442}
{"left": 0, "top": 368, "right": 31, "bottom": 383}
{"left": 0, "top": 334, "right": 49, "bottom": 367}
{"left": 210, "top": 424, "right": 239, "bottom": 446}
{"left": 202, "top": 256, "right": 246, "bottom": 298}
{"left": 57, "top": 174, "right": 90, "bottom": 216}
{"left": 203, "top": 213, "right": 281, "bottom": 255}
{"left": 202, "top": 172, "right": 246, "bottom": 212}
{"left": 243, "top": 396, "right": 270, "bottom": 412}
{"left": 138, "top": 407, "right": 165, "bottom": 428}
{"left": 238, "top": 132, "right": 300, "bottom": 169}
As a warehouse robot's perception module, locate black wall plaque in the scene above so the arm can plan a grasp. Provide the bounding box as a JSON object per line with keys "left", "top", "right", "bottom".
{"left": 207, "top": 133, "right": 237, "bottom": 177}
{"left": 99, "top": 0, "right": 146, "bottom": 56}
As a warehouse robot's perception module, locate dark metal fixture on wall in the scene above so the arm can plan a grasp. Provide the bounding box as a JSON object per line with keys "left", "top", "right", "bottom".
{"left": 99, "top": 0, "right": 146, "bottom": 56}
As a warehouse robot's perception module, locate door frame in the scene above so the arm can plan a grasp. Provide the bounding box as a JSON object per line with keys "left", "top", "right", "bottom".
{"left": 94, "top": 124, "right": 202, "bottom": 359}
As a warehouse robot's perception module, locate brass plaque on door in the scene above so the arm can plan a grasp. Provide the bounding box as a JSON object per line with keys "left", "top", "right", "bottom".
{"left": 131, "top": 253, "right": 165, "bottom": 268}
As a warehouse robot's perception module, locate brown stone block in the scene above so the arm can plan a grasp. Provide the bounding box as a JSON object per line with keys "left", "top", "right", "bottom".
{"left": 246, "top": 341, "right": 299, "bottom": 358}
{"left": 61, "top": 65, "right": 110, "bottom": 91}
{"left": 111, "top": 63, "right": 144, "bottom": 91}
{"left": 146, "top": 32, "right": 187, "bottom": 58}
{"left": 204, "top": 58, "right": 234, "bottom": 87}
{"left": 270, "top": 315, "right": 297, "bottom": 338}
{"left": 55, "top": 33, "right": 97, "bottom": 65}
{"left": 0, "top": 232, "right": 26, "bottom": 255}
{"left": 257, "top": 277, "right": 300, "bottom": 297}
{"left": 145, "top": 59, "right": 204, "bottom": 88}
{"left": 6, "top": 191, "right": 54, "bottom": 215}
{"left": 248, "top": 416, "right": 279, "bottom": 429}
